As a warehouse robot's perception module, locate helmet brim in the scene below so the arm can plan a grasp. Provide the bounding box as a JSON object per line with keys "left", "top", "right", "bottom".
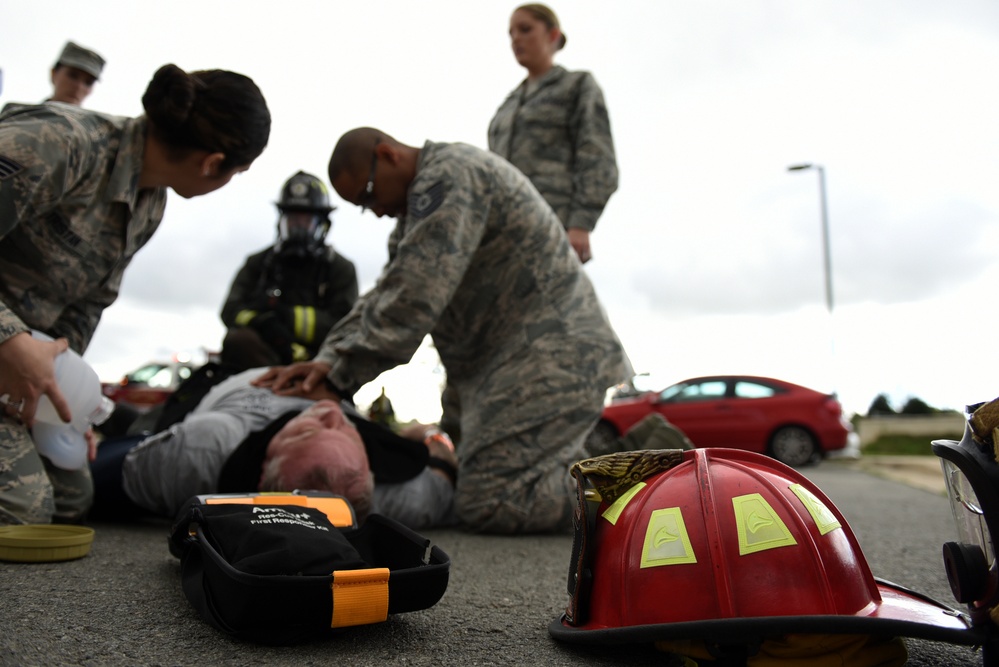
{"left": 549, "top": 578, "right": 979, "bottom": 647}
{"left": 276, "top": 203, "right": 336, "bottom": 214}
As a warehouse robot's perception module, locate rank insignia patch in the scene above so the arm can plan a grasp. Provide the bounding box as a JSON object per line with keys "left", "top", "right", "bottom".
{"left": 408, "top": 181, "right": 445, "bottom": 219}
{"left": 0, "top": 155, "right": 24, "bottom": 180}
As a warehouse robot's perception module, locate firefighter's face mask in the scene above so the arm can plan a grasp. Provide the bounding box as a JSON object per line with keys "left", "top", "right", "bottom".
{"left": 277, "top": 211, "right": 328, "bottom": 254}
{"left": 933, "top": 401, "right": 999, "bottom": 615}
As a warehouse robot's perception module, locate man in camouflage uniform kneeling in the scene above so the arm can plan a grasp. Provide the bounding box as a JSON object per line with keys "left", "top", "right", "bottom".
{"left": 254, "top": 126, "right": 632, "bottom": 534}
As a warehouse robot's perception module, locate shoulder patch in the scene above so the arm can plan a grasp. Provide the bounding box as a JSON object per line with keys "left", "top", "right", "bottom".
{"left": 0, "top": 155, "right": 24, "bottom": 180}
{"left": 408, "top": 181, "right": 445, "bottom": 220}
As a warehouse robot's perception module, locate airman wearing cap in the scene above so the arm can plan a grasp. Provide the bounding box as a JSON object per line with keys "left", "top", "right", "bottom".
{"left": 49, "top": 41, "right": 105, "bottom": 106}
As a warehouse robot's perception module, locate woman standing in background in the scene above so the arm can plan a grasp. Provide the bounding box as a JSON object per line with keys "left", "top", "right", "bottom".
{"left": 488, "top": 3, "right": 618, "bottom": 265}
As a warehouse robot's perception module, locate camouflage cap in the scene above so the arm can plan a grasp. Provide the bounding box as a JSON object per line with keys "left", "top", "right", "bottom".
{"left": 55, "top": 41, "right": 105, "bottom": 80}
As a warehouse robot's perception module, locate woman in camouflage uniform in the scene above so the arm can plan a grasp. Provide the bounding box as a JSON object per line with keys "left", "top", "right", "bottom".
{"left": 488, "top": 3, "right": 618, "bottom": 265}
{"left": 0, "top": 64, "right": 271, "bottom": 524}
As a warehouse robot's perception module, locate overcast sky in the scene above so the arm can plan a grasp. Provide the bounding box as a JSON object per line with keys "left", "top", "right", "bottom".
{"left": 2, "top": 1, "right": 998, "bottom": 421}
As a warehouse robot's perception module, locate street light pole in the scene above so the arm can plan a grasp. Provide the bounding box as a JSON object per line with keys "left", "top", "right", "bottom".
{"left": 788, "top": 163, "right": 833, "bottom": 315}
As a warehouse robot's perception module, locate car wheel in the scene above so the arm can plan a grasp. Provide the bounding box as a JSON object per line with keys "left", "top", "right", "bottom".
{"left": 584, "top": 421, "right": 621, "bottom": 458}
{"left": 769, "top": 426, "right": 818, "bottom": 467}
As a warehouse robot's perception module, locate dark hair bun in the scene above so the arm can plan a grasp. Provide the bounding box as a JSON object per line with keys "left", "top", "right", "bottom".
{"left": 141, "top": 63, "right": 270, "bottom": 170}
{"left": 142, "top": 64, "right": 199, "bottom": 139}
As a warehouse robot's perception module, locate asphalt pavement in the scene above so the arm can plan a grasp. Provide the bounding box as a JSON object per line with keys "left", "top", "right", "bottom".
{"left": 0, "top": 456, "right": 986, "bottom": 667}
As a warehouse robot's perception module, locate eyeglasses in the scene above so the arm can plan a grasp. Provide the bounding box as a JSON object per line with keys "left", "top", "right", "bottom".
{"left": 359, "top": 143, "right": 379, "bottom": 213}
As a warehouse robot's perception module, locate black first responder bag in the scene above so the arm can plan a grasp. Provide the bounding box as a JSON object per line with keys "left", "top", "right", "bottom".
{"left": 168, "top": 491, "right": 451, "bottom": 645}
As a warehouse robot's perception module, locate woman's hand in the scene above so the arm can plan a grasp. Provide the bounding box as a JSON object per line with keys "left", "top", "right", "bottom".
{"left": 567, "top": 228, "right": 592, "bottom": 263}
{"left": 0, "top": 332, "right": 71, "bottom": 426}
{"left": 85, "top": 427, "right": 98, "bottom": 462}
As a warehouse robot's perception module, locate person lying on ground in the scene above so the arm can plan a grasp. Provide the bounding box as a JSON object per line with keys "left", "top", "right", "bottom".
{"left": 90, "top": 368, "right": 456, "bottom": 529}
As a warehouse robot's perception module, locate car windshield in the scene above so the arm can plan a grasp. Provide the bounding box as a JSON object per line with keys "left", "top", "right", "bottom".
{"left": 126, "top": 364, "right": 169, "bottom": 385}
{"left": 144, "top": 367, "right": 175, "bottom": 388}
{"left": 660, "top": 380, "right": 727, "bottom": 403}
{"left": 125, "top": 362, "right": 193, "bottom": 389}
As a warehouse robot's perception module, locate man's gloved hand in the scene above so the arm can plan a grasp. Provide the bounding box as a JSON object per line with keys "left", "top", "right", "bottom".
{"left": 248, "top": 310, "right": 295, "bottom": 364}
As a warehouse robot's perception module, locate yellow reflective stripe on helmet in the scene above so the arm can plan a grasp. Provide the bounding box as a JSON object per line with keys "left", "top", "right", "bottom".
{"left": 293, "top": 306, "right": 316, "bottom": 342}
{"left": 234, "top": 309, "right": 258, "bottom": 326}
{"left": 640, "top": 507, "right": 697, "bottom": 568}
{"left": 789, "top": 484, "right": 841, "bottom": 535}
{"left": 732, "top": 493, "right": 797, "bottom": 555}
{"left": 601, "top": 482, "right": 645, "bottom": 525}
{"left": 331, "top": 567, "right": 390, "bottom": 628}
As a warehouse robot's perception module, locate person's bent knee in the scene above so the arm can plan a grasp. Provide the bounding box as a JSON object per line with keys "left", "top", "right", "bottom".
{"left": 0, "top": 422, "right": 57, "bottom": 524}
{"left": 45, "top": 459, "right": 94, "bottom": 524}
{"left": 455, "top": 494, "right": 573, "bottom": 534}
{"left": 0, "top": 474, "right": 56, "bottom": 525}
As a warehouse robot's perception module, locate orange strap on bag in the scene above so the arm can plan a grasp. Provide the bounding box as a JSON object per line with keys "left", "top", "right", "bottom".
{"left": 331, "top": 568, "right": 390, "bottom": 627}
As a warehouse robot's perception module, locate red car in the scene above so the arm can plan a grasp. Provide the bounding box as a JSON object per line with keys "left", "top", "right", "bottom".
{"left": 590, "top": 375, "right": 854, "bottom": 467}
{"left": 101, "top": 360, "right": 199, "bottom": 413}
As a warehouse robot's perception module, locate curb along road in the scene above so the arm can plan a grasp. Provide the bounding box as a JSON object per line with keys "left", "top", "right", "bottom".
{"left": 833, "top": 455, "right": 946, "bottom": 496}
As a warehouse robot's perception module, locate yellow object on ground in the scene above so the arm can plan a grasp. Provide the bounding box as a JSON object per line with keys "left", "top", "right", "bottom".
{"left": 0, "top": 525, "right": 94, "bottom": 562}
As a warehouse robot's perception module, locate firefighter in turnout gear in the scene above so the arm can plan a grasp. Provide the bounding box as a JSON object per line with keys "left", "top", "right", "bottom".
{"left": 220, "top": 171, "right": 358, "bottom": 371}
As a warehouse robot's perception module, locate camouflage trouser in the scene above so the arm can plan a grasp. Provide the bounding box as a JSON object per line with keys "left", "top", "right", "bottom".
{"left": 438, "top": 382, "right": 462, "bottom": 448}
{"left": 453, "top": 360, "right": 606, "bottom": 535}
{"left": 618, "top": 413, "right": 694, "bottom": 452}
{"left": 0, "top": 416, "right": 93, "bottom": 525}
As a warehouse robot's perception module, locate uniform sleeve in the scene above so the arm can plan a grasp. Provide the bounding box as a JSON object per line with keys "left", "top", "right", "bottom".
{"left": 121, "top": 415, "right": 242, "bottom": 517}
{"left": 49, "top": 295, "right": 111, "bottom": 352}
{"left": 315, "top": 168, "right": 487, "bottom": 395}
{"left": 566, "top": 73, "right": 619, "bottom": 232}
{"left": 220, "top": 257, "right": 262, "bottom": 327}
{"left": 50, "top": 217, "right": 127, "bottom": 352}
{"left": 0, "top": 117, "right": 74, "bottom": 236}
{"left": 312, "top": 254, "right": 359, "bottom": 338}
{"left": 0, "top": 114, "right": 76, "bottom": 343}
{"left": 487, "top": 87, "right": 521, "bottom": 157}
{"left": 39, "top": 247, "right": 123, "bottom": 354}
{"left": 0, "top": 304, "right": 28, "bottom": 345}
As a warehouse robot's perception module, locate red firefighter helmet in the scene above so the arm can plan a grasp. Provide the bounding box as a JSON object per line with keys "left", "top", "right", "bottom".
{"left": 550, "top": 448, "right": 976, "bottom": 651}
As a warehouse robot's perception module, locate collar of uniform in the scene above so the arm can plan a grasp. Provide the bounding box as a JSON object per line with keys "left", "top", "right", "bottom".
{"left": 415, "top": 139, "right": 437, "bottom": 175}
{"left": 521, "top": 64, "right": 567, "bottom": 95}
{"left": 401, "top": 140, "right": 442, "bottom": 227}
{"left": 104, "top": 116, "right": 149, "bottom": 211}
